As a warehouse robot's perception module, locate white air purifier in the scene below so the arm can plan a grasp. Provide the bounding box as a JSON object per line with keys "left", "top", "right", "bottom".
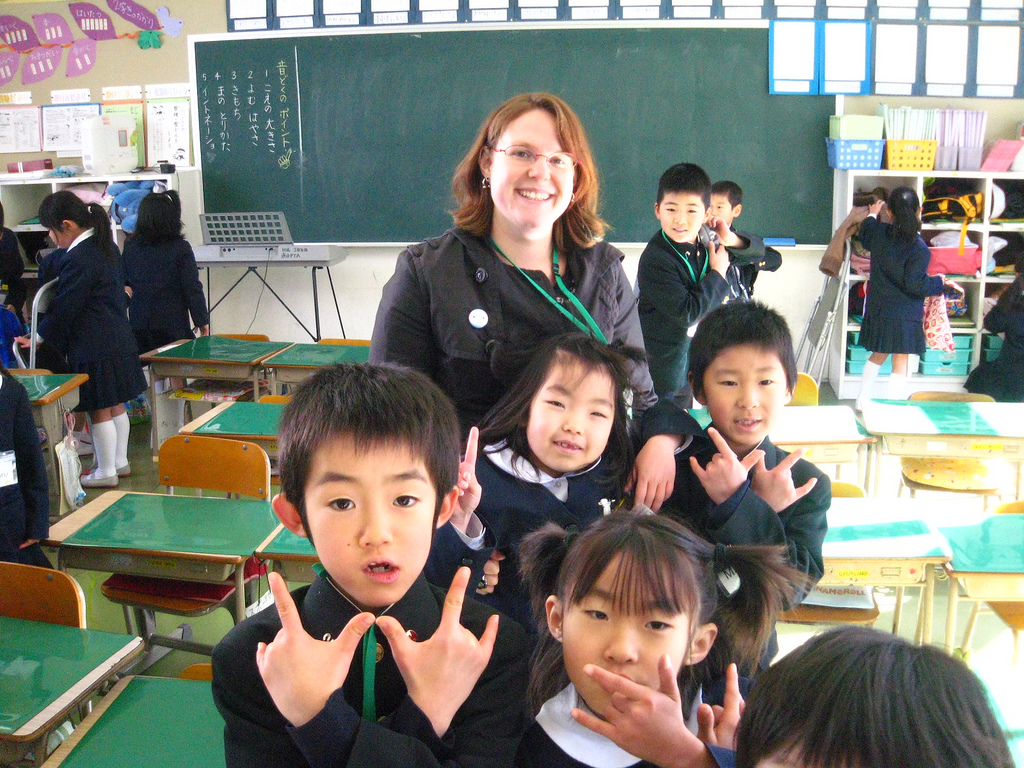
{"left": 81, "top": 114, "right": 138, "bottom": 175}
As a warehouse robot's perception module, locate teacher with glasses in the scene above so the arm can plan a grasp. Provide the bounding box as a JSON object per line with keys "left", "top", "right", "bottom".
{"left": 371, "top": 93, "right": 693, "bottom": 509}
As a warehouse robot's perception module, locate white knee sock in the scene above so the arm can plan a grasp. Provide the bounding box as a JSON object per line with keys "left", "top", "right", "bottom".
{"left": 90, "top": 420, "right": 117, "bottom": 477}
{"left": 856, "top": 360, "right": 882, "bottom": 411}
{"left": 113, "top": 412, "right": 131, "bottom": 468}
{"left": 887, "top": 372, "right": 907, "bottom": 401}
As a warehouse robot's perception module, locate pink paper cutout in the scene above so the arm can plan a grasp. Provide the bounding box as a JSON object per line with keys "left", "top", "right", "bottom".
{"left": 66, "top": 38, "right": 98, "bottom": 78}
{"left": 0, "top": 15, "right": 41, "bottom": 52}
{"left": 33, "top": 13, "right": 75, "bottom": 45}
{"left": 22, "top": 46, "right": 63, "bottom": 85}
{"left": 69, "top": 3, "right": 118, "bottom": 41}
{"left": 0, "top": 51, "right": 20, "bottom": 88}
{"left": 107, "top": 0, "right": 160, "bottom": 30}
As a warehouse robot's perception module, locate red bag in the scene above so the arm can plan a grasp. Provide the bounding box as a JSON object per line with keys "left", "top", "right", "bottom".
{"left": 922, "top": 281, "right": 963, "bottom": 353}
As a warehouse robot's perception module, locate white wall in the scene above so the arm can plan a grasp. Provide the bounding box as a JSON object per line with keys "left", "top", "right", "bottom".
{"left": 202, "top": 242, "right": 828, "bottom": 355}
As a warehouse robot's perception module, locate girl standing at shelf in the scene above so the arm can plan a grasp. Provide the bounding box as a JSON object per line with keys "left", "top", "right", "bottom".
{"left": 122, "top": 189, "right": 210, "bottom": 353}
{"left": 17, "top": 191, "right": 147, "bottom": 488}
{"left": 853, "top": 187, "right": 947, "bottom": 411}
{"left": 966, "top": 263, "right": 1024, "bottom": 402}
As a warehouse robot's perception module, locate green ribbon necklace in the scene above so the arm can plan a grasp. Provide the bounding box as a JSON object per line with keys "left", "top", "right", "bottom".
{"left": 661, "top": 230, "right": 707, "bottom": 283}
{"left": 490, "top": 237, "right": 608, "bottom": 344}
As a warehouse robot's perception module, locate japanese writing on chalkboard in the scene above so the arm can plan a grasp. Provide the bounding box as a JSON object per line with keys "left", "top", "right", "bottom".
{"left": 199, "top": 59, "right": 295, "bottom": 169}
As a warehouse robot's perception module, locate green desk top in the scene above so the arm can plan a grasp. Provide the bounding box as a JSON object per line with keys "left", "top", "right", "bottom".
{"left": 264, "top": 343, "right": 370, "bottom": 368}
{"left": 939, "top": 515, "right": 1024, "bottom": 574}
{"left": 824, "top": 499, "right": 951, "bottom": 560}
{"left": 57, "top": 677, "right": 225, "bottom": 768}
{"left": 0, "top": 617, "right": 137, "bottom": 736}
{"left": 259, "top": 525, "right": 316, "bottom": 558}
{"left": 862, "top": 400, "right": 1024, "bottom": 438}
{"left": 194, "top": 402, "right": 283, "bottom": 438}
{"left": 61, "top": 494, "right": 277, "bottom": 557}
{"left": 149, "top": 336, "right": 291, "bottom": 364}
{"left": 12, "top": 373, "right": 80, "bottom": 402}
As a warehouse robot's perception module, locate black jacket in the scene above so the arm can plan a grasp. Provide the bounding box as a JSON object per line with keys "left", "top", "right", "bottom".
{"left": 122, "top": 237, "right": 209, "bottom": 340}
{"left": 0, "top": 375, "right": 49, "bottom": 566}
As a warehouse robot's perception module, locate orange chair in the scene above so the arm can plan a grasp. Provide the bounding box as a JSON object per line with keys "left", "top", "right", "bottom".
{"left": 0, "top": 561, "right": 86, "bottom": 628}
{"left": 789, "top": 373, "right": 819, "bottom": 406}
{"left": 215, "top": 333, "right": 271, "bottom": 342}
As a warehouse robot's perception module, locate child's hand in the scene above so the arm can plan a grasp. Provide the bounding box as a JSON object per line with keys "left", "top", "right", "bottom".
{"left": 256, "top": 572, "right": 375, "bottom": 727}
{"left": 690, "top": 427, "right": 764, "bottom": 505}
{"left": 476, "top": 549, "right": 505, "bottom": 595}
{"left": 696, "top": 663, "right": 744, "bottom": 751}
{"left": 375, "top": 567, "right": 499, "bottom": 738}
{"left": 749, "top": 449, "right": 818, "bottom": 512}
{"left": 708, "top": 242, "right": 730, "bottom": 277}
{"left": 628, "top": 434, "right": 681, "bottom": 512}
{"left": 18, "top": 539, "right": 40, "bottom": 549}
{"left": 450, "top": 427, "right": 482, "bottom": 533}
{"left": 572, "top": 656, "right": 718, "bottom": 768}
{"left": 14, "top": 335, "right": 31, "bottom": 349}
{"left": 868, "top": 199, "right": 885, "bottom": 216}
{"left": 707, "top": 216, "right": 742, "bottom": 249}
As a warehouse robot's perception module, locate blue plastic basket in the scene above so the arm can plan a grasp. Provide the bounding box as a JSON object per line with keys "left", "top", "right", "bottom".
{"left": 826, "top": 138, "right": 885, "bottom": 170}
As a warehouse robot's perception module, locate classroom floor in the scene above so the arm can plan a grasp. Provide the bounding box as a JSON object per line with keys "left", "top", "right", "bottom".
{"left": 39, "top": 402, "right": 1024, "bottom": 753}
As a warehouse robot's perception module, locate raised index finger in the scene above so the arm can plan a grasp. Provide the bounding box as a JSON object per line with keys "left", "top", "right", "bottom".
{"left": 706, "top": 427, "right": 737, "bottom": 459}
{"left": 440, "top": 566, "right": 471, "bottom": 629}
{"left": 774, "top": 448, "right": 805, "bottom": 474}
{"left": 268, "top": 571, "right": 303, "bottom": 634}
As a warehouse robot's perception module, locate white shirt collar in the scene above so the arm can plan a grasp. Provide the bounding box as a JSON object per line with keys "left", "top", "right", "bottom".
{"left": 535, "top": 684, "right": 704, "bottom": 768}
{"left": 485, "top": 443, "right": 600, "bottom": 503}
{"left": 67, "top": 228, "right": 95, "bottom": 253}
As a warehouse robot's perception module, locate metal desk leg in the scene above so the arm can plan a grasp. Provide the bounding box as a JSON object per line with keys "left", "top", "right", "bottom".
{"left": 945, "top": 574, "right": 959, "bottom": 654}
{"left": 235, "top": 566, "right": 246, "bottom": 623}
{"left": 871, "top": 440, "right": 884, "bottom": 497}
{"left": 893, "top": 585, "right": 905, "bottom": 636}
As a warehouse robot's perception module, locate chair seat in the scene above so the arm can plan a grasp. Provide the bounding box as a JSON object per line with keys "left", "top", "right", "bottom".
{"left": 102, "top": 580, "right": 233, "bottom": 615}
{"left": 101, "top": 558, "right": 265, "bottom": 606}
{"left": 779, "top": 603, "right": 880, "bottom": 626}
{"left": 988, "top": 601, "right": 1024, "bottom": 630}
{"left": 900, "top": 458, "right": 1010, "bottom": 492}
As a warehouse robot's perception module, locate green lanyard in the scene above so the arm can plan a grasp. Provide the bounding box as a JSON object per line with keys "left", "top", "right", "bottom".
{"left": 490, "top": 238, "right": 608, "bottom": 344}
{"left": 662, "top": 231, "right": 707, "bottom": 284}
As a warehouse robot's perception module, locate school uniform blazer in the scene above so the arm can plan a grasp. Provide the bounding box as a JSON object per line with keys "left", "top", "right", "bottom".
{"left": 0, "top": 377, "right": 49, "bottom": 561}
{"left": 122, "top": 238, "right": 209, "bottom": 339}
{"left": 0, "top": 228, "right": 26, "bottom": 311}
{"left": 858, "top": 217, "right": 943, "bottom": 322}
{"left": 425, "top": 454, "right": 614, "bottom": 630}
{"left": 38, "top": 236, "right": 137, "bottom": 364}
{"left": 212, "top": 572, "right": 530, "bottom": 768}
{"left": 664, "top": 432, "right": 829, "bottom": 664}
{"left": 636, "top": 227, "right": 760, "bottom": 397}
{"left": 370, "top": 228, "right": 656, "bottom": 433}
{"left": 984, "top": 303, "right": 1024, "bottom": 365}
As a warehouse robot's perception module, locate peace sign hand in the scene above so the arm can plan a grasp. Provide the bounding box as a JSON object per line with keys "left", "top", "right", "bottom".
{"left": 256, "top": 572, "right": 376, "bottom": 727}
{"left": 375, "top": 567, "right": 499, "bottom": 738}
{"left": 749, "top": 449, "right": 818, "bottom": 513}
{"left": 689, "top": 427, "right": 764, "bottom": 505}
{"left": 451, "top": 427, "right": 482, "bottom": 533}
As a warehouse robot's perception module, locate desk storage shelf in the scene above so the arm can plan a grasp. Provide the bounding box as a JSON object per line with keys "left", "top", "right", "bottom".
{"left": 828, "top": 168, "right": 1023, "bottom": 400}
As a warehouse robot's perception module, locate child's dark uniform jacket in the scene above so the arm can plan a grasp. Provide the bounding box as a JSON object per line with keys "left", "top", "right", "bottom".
{"left": 212, "top": 572, "right": 530, "bottom": 768}
{"left": 965, "top": 303, "right": 1024, "bottom": 402}
{"left": 0, "top": 375, "right": 49, "bottom": 567}
{"left": 426, "top": 450, "right": 614, "bottom": 631}
{"left": 733, "top": 231, "right": 782, "bottom": 297}
{"left": 637, "top": 226, "right": 767, "bottom": 399}
{"left": 663, "top": 430, "right": 829, "bottom": 667}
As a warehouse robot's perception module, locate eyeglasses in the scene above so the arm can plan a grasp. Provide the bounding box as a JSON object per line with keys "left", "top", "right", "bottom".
{"left": 492, "top": 145, "right": 577, "bottom": 171}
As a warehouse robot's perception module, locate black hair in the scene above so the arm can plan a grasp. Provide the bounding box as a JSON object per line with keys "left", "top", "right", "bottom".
{"left": 888, "top": 186, "right": 922, "bottom": 244}
{"left": 736, "top": 626, "right": 1014, "bottom": 768}
{"left": 711, "top": 180, "right": 743, "bottom": 207}
{"left": 687, "top": 301, "right": 798, "bottom": 398}
{"left": 278, "top": 363, "right": 461, "bottom": 541}
{"left": 657, "top": 162, "right": 711, "bottom": 207}
{"left": 479, "top": 333, "right": 642, "bottom": 493}
{"left": 132, "top": 190, "right": 184, "bottom": 245}
{"left": 0, "top": 200, "right": 5, "bottom": 230}
{"left": 37, "top": 190, "right": 117, "bottom": 265}
{"left": 519, "top": 510, "right": 806, "bottom": 714}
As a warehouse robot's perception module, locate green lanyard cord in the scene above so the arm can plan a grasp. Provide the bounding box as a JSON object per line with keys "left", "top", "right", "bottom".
{"left": 361, "top": 625, "right": 377, "bottom": 721}
{"left": 489, "top": 238, "right": 608, "bottom": 344}
{"left": 661, "top": 230, "right": 707, "bottom": 284}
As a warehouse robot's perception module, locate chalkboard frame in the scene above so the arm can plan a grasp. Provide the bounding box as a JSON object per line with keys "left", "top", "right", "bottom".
{"left": 189, "top": 22, "right": 837, "bottom": 245}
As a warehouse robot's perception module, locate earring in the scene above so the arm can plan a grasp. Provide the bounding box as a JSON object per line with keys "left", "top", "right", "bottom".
{"left": 482, "top": 177, "right": 491, "bottom": 189}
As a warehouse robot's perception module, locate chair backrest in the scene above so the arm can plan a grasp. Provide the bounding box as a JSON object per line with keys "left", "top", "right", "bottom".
{"left": 258, "top": 394, "right": 292, "bottom": 404}
{"left": 0, "top": 562, "right": 86, "bottom": 628}
{"left": 908, "top": 391, "right": 995, "bottom": 403}
{"left": 180, "top": 662, "right": 214, "bottom": 681}
{"left": 831, "top": 481, "right": 867, "bottom": 498}
{"left": 317, "top": 338, "right": 370, "bottom": 346}
{"left": 790, "top": 372, "right": 819, "bottom": 406}
{"left": 216, "top": 333, "right": 270, "bottom": 342}
{"left": 29, "top": 279, "right": 59, "bottom": 368}
{"left": 993, "top": 501, "right": 1024, "bottom": 515}
{"left": 159, "top": 435, "right": 272, "bottom": 499}
{"left": 16, "top": 368, "right": 53, "bottom": 375}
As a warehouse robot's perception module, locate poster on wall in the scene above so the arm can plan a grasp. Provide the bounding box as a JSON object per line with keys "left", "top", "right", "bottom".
{"left": 101, "top": 100, "right": 144, "bottom": 165}
{"left": 146, "top": 97, "right": 190, "bottom": 165}
{"left": 41, "top": 102, "right": 100, "bottom": 153}
{"left": 0, "top": 105, "right": 41, "bottom": 153}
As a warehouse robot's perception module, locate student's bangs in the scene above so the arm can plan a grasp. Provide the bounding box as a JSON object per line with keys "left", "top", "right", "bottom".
{"left": 564, "top": 517, "right": 700, "bottom": 620}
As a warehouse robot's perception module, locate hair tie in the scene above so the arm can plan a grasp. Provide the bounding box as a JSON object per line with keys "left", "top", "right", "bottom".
{"left": 712, "top": 543, "right": 729, "bottom": 572}
{"left": 713, "top": 544, "right": 741, "bottom": 596}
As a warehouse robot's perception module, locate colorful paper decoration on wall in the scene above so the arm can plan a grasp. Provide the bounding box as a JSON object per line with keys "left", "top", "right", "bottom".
{"left": 0, "top": 2, "right": 173, "bottom": 86}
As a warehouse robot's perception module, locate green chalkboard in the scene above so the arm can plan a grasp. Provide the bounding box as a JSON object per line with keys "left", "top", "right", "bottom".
{"left": 192, "top": 27, "right": 834, "bottom": 244}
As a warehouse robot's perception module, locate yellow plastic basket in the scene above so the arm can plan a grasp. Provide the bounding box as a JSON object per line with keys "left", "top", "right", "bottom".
{"left": 885, "top": 140, "right": 937, "bottom": 171}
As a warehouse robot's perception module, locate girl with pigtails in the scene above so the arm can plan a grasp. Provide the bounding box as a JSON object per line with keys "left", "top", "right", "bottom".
{"left": 515, "top": 509, "right": 807, "bottom": 768}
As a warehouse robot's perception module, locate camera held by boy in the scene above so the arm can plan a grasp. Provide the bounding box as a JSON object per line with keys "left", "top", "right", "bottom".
{"left": 212, "top": 363, "right": 530, "bottom": 768}
{"left": 708, "top": 181, "right": 782, "bottom": 299}
{"left": 660, "top": 301, "right": 830, "bottom": 669}
{"left": 637, "top": 164, "right": 773, "bottom": 405}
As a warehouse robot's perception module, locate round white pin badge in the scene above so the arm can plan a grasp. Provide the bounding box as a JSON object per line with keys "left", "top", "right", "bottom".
{"left": 468, "top": 309, "right": 489, "bottom": 329}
